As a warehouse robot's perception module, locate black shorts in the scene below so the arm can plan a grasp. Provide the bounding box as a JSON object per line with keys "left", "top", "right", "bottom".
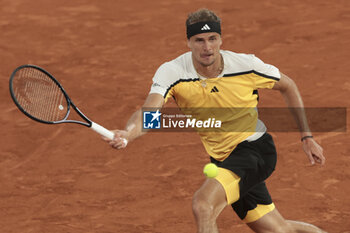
{"left": 210, "top": 133, "right": 277, "bottom": 222}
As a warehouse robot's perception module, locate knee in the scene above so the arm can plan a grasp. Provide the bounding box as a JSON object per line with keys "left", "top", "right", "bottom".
{"left": 272, "top": 222, "right": 296, "bottom": 233}
{"left": 255, "top": 221, "right": 296, "bottom": 233}
{"left": 192, "top": 194, "right": 215, "bottom": 220}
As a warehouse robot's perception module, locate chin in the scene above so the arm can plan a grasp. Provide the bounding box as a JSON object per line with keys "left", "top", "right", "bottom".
{"left": 201, "top": 60, "right": 215, "bottom": 67}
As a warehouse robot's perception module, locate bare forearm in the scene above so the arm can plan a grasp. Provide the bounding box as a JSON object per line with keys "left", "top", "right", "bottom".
{"left": 273, "top": 73, "right": 325, "bottom": 165}
{"left": 124, "top": 109, "right": 146, "bottom": 142}
{"left": 106, "top": 94, "right": 164, "bottom": 150}
{"left": 124, "top": 93, "right": 165, "bottom": 142}
{"left": 281, "top": 85, "right": 311, "bottom": 136}
{"left": 275, "top": 73, "right": 312, "bottom": 137}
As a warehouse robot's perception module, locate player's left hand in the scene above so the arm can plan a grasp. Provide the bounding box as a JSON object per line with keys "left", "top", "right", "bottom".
{"left": 302, "top": 137, "right": 325, "bottom": 165}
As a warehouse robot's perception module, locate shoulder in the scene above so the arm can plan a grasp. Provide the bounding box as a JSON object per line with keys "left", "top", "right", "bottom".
{"left": 222, "top": 50, "right": 280, "bottom": 79}
{"left": 221, "top": 50, "right": 273, "bottom": 67}
{"left": 153, "top": 51, "right": 196, "bottom": 82}
{"left": 221, "top": 50, "right": 252, "bottom": 61}
{"left": 150, "top": 52, "right": 197, "bottom": 96}
{"left": 221, "top": 50, "right": 254, "bottom": 73}
{"left": 222, "top": 50, "right": 254, "bottom": 63}
{"left": 157, "top": 52, "right": 193, "bottom": 72}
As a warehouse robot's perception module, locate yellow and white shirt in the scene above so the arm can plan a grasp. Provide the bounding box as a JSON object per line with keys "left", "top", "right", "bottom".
{"left": 149, "top": 50, "right": 280, "bottom": 161}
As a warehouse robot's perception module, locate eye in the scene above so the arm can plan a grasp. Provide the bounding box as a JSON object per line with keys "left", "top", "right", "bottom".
{"left": 209, "top": 36, "right": 217, "bottom": 41}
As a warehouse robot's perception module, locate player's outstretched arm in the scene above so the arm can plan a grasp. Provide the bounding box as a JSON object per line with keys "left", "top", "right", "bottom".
{"left": 105, "top": 93, "right": 164, "bottom": 149}
{"left": 272, "top": 73, "right": 325, "bottom": 165}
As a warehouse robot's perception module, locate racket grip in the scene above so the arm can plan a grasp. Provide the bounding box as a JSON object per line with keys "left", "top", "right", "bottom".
{"left": 91, "top": 122, "right": 115, "bottom": 140}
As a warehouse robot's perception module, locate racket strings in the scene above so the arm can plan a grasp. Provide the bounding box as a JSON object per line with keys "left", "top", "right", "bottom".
{"left": 12, "top": 67, "right": 68, "bottom": 122}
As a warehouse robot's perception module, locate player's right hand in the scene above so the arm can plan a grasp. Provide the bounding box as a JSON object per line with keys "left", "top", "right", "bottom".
{"left": 103, "top": 129, "right": 129, "bottom": 149}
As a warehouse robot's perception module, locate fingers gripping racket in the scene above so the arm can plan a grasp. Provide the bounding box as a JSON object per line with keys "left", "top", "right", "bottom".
{"left": 9, "top": 64, "right": 115, "bottom": 140}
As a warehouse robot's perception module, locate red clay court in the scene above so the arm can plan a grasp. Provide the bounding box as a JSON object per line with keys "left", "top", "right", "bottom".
{"left": 0, "top": 0, "right": 349, "bottom": 232}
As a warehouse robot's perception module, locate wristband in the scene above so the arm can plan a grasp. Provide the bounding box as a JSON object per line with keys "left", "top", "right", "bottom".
{"left": 301, "top": 135, "right": 313, "bottom": 142}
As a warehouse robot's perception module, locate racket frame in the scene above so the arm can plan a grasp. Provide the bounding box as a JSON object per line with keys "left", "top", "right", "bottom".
{"left": 9, "top": 64, "right": 91, "bottom": 127}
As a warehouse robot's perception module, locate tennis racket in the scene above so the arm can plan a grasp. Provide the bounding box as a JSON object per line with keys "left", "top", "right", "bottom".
{"left": 9, "top": 64, "right": 115, "bottom": 140}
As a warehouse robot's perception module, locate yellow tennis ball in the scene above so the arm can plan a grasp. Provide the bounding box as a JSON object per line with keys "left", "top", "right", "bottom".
{"left": 203, "top": 163, "right": 218, "bottom": 178}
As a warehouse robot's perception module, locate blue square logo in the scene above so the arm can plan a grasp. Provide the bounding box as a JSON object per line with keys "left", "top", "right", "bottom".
{"left": 143, "top": 110, "right": 161, "bottom": 129}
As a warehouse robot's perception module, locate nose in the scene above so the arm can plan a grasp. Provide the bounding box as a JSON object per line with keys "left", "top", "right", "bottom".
{"left": 203, "top": 40, "right": 211, "bottom": 51}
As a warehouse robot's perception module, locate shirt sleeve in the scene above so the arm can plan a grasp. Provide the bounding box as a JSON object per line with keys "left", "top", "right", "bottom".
{"left": 250, "top": 55, "right": 281, "bottom": 89}
{"left": 149, "top": 62, "right": 180, "bottom": 102}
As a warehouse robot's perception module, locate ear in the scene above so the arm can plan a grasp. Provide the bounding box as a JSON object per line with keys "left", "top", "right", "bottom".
{"left": 187, "top": 39, "right": 192, "bottom": 49}
{"left": 218, "top": 36, "right": 223, "bottom": 46}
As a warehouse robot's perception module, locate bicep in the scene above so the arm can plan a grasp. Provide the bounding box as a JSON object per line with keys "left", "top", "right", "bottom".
{"left": 272, "top": 72, "right": 296, "bottom": 92}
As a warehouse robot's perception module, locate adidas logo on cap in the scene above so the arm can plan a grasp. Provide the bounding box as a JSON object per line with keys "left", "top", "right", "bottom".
{"left": 201, "top": 24, "right": 211, "bottom": 30}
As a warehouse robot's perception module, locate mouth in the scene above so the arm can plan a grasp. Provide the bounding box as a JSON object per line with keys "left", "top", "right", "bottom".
{"left": 201, "top": 53, "right": 214, "bottom": 59}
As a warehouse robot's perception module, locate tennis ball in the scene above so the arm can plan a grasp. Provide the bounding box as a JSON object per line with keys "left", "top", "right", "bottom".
{"left": 203, "top": 163, "right": 218, "bottom": 178}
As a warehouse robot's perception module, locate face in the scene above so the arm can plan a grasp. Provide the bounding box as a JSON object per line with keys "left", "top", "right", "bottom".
{"left": 187, "top": 32, "right": 222, "bottom": 67}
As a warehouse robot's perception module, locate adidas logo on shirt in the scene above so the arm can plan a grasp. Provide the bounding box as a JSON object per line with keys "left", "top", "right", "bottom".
{"left": 210, "top": 86, "right": 219, "bottom": 93}
{"left": 201, "top": 24, "right": 211, "bottom": 30}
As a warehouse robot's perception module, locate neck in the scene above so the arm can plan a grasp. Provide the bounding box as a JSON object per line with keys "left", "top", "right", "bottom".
{"left": 194, "top": 54, "right": 223, "bottom": 79}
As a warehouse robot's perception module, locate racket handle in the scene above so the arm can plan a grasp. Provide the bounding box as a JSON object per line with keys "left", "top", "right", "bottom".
{"left": 91, "top": 122, "right": 115, "bottom": 140}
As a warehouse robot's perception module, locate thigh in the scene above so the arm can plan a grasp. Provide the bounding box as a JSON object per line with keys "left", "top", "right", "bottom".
{"left": 211, "top": 133, "right": 277, "bottom": 204}
{"left": 209, "top": 133, "right": 278, "bottom": 222}
{"left": 246, "top": 208, "right": 292, "bottom": 233}
{"left": 211, "top": 133, "right": 277, "bottom": 196}
{"left": 232, "top": 181, "right": 275, "bottom": 223}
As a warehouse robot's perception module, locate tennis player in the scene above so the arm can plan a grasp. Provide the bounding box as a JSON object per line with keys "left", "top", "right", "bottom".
{"left": 106, "top": 8, "right": 326, "bottom": 233}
